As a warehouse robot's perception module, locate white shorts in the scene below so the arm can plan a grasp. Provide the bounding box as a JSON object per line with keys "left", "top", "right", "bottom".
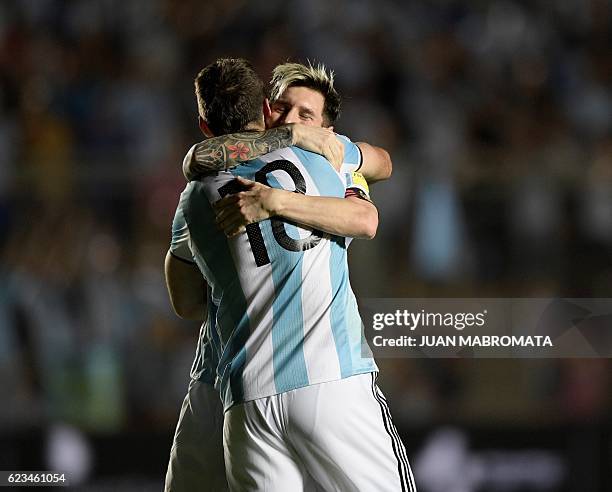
{"left": 164, "top": 379, "right": 228, "bottom": 492}
{"left": 223, "top": 372, "right": 416, "bottom": 492}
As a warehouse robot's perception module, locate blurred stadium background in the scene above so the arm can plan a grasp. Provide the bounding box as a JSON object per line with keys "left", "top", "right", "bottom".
{"left": 1, "top": 0, "right": 611, "bottom": 490}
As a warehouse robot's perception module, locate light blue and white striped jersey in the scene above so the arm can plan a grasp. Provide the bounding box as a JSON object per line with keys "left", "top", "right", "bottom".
{"left": 173, "top": 136, "right": 377, "bottom": 411}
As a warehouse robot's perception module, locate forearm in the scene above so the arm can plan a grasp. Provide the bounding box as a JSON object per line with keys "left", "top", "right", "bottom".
{"left": 273, "top": 193, "right": 378, "bottom": 239}
{"left": 183, "top": 126, "right": 294, "bottom": 180}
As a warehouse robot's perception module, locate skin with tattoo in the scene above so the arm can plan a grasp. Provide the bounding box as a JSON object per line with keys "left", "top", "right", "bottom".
{"left": 183, "top": 123, "right": 344, "bottom": 180}
{"left": 183, "top": 126, "right": 292, "bottom": 178}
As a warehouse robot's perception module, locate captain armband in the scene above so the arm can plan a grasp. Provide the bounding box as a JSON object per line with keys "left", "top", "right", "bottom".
{"left": 344, "top": 171, "right": 372, "bottom": 202}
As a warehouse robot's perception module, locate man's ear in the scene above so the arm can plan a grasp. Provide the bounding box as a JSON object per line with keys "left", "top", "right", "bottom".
{"left": 263, "top": 99, "right": 272, "bottom": 119}
{"left": 199, "top": 116, "right": 214, "bottom": 137}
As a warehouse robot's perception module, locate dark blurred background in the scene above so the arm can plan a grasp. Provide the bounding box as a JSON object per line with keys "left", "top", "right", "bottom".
{"left": 1, "top": 0, "right": 611, "bottom": 490}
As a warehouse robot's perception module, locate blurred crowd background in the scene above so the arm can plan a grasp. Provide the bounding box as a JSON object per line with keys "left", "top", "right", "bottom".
{"left": 1, "top": 0, "right": 611, "bottom": 490}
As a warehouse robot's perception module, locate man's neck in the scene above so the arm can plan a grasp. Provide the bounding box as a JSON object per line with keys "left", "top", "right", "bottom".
{"left": 243, "top": 121, "right": 265, "bottom": 132}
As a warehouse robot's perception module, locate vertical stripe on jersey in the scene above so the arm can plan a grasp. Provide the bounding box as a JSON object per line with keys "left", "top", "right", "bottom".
{"left": 283, "top": 149, "right": 342, "bottom": 382}
{"left": 328, "top": 236, "right": 354, "bottom": 377}
{"left": 184, "top": 181, "right": 251, "bottom": 406}
{"left": 263, "top": 171, "right": 309, "bottom": 392}
{"left": 299, "top": 241, "right": 342, "bottom": 382}
{"left": 226, "top": 162, "right": 277, "bottom": 399}
{"left": 291, "top": 148, "right": 354, "bottom": 377}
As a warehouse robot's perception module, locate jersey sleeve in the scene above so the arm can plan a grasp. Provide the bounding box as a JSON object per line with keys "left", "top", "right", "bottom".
{"left": 170, "top": 199, "right": 195, "bottom": 264}
{"left": 336, "top": 134, "right": 363, "bottom": 174}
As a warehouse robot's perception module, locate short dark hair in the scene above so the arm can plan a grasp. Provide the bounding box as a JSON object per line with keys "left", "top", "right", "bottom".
{"left": 195, "top": 58, "right": 265, "bottom": 135}
{"left": 269, "top": 62, "right": 341, "bottom": 126}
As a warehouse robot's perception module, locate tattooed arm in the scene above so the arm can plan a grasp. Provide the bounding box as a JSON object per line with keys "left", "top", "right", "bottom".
{"left": 183, "top": 124, "right": 344, "bottom": 180}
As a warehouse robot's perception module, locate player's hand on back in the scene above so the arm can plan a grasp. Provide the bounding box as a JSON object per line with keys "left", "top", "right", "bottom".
{"left": 290, "top": 124, "right": 344, "bottom": 171}
{"left": 213, "top": 177, "right": 281, "bottom": 237}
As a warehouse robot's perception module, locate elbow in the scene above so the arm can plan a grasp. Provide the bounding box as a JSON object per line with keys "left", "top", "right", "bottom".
{"left": 362, "top": 218, "right": 378, "bottom": 240}
{"left": 360, "top": 205, "right": 379, "bottom": 240}
{"left": 381, "top": 149, "right": 392, "bottom": 180}
{"left": 367, "top": 148, "right": 392, "bottom": 183}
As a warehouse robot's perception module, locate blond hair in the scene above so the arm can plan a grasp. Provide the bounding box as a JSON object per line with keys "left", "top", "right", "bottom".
{"left": 269, "top": 62, "right": 341, "bottom": 125}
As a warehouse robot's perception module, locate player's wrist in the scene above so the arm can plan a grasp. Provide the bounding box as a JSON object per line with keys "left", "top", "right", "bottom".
{"left": 268, "top": 188, "right": 286, "bottom": 216}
